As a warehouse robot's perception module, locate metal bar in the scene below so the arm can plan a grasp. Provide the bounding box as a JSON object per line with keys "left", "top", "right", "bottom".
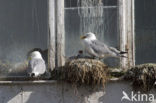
{"left": 64, "top": 6, "right": 118, "bottom": 10}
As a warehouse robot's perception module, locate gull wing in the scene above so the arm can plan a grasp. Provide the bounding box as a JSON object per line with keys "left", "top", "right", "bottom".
{"left": 90, "top": 40, "right": 112, "bottom": 55}
{"left": 109, "top": 47, "right": 120, "bottom": 54}
{"left": 91, "top": 40, "right": 127, "bottom": 58}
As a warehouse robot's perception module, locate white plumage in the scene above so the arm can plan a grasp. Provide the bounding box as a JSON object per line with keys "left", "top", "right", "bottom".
{"left": 27, "top": 51, "right": 46, "bottom": 77}
{"left": 80, "top": 32, "right": 127, "bottom": 59}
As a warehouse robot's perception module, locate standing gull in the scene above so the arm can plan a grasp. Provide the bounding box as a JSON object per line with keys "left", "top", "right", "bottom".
{"left": 27, "top": 51, "right": 46, "bottom": 77}
{"left": 80, "top": 32, "right": 127, "bottom": 59}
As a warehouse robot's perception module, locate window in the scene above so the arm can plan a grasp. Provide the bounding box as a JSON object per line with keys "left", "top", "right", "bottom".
{"left": 0, "top": 0, "right": 48, "bottom": 78}
{"left": 64, "top": 0, "right": 119, "bottom": 67}
{"left": 0, "top": 0, "right": 136, "bottom": 80}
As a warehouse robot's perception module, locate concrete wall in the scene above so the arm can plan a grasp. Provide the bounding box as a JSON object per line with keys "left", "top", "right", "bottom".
{"left": 0, "top": 81, "right": 156, "bottom": 103}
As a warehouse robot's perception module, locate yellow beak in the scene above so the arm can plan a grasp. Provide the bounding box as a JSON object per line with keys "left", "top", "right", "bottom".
{"left": 80, "top": 35, "right": 87, "bottom": 39}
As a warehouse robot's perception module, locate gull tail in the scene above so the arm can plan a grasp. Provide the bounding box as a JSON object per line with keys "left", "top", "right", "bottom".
{"left": 119, "top": 51, "right": 128, "bottom": 58}
{"left": 118, "top": 51, "right": 128, "bottom": 58}
{"left": 120, "top": 51, "right": 128, "bottom": 54}
{"left": 120, "top": 55, "right": 128, "bottom": 58}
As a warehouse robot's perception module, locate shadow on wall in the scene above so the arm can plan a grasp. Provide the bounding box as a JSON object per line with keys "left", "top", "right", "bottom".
{"left": 0, "top": 85, "right": 22, "bottom": 103}
{"left": 0, "top": 81, "right": 156, "bottom": 103}
{"left": 25, "top": 82, "right": 156, "bottom": 103}
{"left": 0, "top": 82, "right": 104, "bottom": 103}
{"left": 24, "top": 82, "right": 105, "bottom": 103}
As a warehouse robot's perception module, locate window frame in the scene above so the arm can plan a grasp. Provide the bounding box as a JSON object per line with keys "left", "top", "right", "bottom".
{"left": 118, "top": 0, "right": 135, "bottom": 69}
{"left": 0, "top": 0, "right": 135, "bottom": 81}
{"left": 48, "top": 0, "right": 135, "bottom": 70}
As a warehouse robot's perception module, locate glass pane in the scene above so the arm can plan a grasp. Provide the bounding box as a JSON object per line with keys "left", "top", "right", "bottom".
{"left": 0, "top": 0, "right": 48, "bottom": 77}
{"left": 65, "top": 0, "right": 119, "bottom": 67}
{"left": 135, "top": 0, "right": 156, "bottom": 64}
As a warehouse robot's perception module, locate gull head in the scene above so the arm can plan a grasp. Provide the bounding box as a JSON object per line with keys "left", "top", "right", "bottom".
{"left": 29, "top": 51, "right": 43, "bottom": 60}
{"left": 80, "top": 32, "right": 97, "bottom": 40}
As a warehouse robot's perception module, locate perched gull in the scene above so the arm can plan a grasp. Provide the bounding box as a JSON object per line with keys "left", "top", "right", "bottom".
{"left": 27, "top": 48, "right": 48, "bottom": 64}
{"left": 80, "top": 32, "right": 127, "bottom": 59}
{"left": 27, "top": 51, "right": 46, "bottom": 77}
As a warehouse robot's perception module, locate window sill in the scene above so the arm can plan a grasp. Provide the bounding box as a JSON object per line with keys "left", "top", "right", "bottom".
{"left": 0, "top": 76, "right": 57, "bottom": 85}
{"left": 0, "top": 80, "right": 57, "bottom": 85}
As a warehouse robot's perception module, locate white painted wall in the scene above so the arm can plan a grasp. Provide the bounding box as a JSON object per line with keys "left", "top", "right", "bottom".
{"left": 0, "top": 81, "right": 156, "bottom": 103}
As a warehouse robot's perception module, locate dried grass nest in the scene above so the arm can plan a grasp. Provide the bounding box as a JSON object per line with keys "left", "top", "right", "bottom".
{"left": 125, "top": 63, "right": 156, "bottom": 92}
{"left": 59, "top": 59, "right": 108, "bottom": 86}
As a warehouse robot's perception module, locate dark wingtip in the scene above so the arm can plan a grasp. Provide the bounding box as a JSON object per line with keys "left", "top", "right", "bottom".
{"left": 120, "top": 55, "right": 128, "bottom": 58}
{"left": 120, "top": 51, "right": 128, "bottom": 54}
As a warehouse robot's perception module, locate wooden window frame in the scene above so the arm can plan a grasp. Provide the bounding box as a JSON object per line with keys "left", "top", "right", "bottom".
{"left": 48, "top": 0, "right": 65, "bottom": 72}
{"left": 0, "top": 0, "right": 135, "bottom": 82}
{"left": 49, "top": 0, "right": 135, "bottom": 70}
{"left": 118, "top": 0, "right": 135, "bottom": 69}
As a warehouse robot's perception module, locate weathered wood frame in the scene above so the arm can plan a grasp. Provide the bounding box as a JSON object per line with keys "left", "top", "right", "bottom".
{"left": 118, "top": 0, "right": 135, "bottom": 69}
{"left": 48, "top": 0, "right": 56, "bottom": 71}
{"left": 48, "top": 0, "right": 65, "bottom": 71}
{"left": 48, "top": 0, "right": 135, "bottom": 70}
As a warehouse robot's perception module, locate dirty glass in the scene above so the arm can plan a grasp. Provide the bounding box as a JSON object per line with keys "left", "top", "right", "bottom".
{"left": 0, "top": 0, "right": 48, "bottom": 77}
{"left": 135, "top": 0, "right": 156, "bottom": 64}
{"left": 65, "top": 0, "right": 119, "bottom": 67}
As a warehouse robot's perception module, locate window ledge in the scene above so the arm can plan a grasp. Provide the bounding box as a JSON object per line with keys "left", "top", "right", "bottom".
{"left": 0, "top": 80, "right": 57, "bottom": 85}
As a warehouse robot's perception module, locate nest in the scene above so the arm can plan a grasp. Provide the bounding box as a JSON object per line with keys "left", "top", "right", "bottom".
{"left": 125, "top": 63, "right": 156, "bottom": 92}
{"left": 58, "top": 59, "right": 108, "bottom": 86}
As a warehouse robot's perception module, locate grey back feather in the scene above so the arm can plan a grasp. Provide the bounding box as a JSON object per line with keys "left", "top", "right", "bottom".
{"left": 90, "top": 40, "right": 113, "bottom": 55}
{"left": 90, "top": 40, "right": 123, "bottom": 58}
{"left": 109, "top": 47, "right": 120, "bottom": 54}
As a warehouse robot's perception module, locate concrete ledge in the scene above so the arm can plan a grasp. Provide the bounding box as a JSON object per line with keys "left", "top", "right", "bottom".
{"left": 0, "top": 80, "right": 57, "bottom": 85}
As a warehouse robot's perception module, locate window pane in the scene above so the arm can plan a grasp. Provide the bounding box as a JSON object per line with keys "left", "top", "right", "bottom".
{"left": 0, "top": 0, "right": 48, "bottom": 77}
{"left": 65, "top": 0, "right": 119, "bottom": 67}
{"left": 135, "top": 0, "right": 156, "bottom": 64}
